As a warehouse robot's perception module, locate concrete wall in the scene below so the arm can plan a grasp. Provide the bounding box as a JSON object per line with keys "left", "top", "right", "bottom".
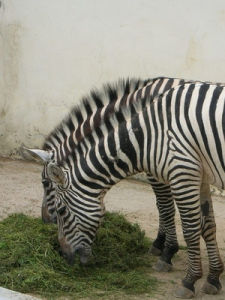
{"left": 1, "top": 0, "right": 225, "bottom": 156}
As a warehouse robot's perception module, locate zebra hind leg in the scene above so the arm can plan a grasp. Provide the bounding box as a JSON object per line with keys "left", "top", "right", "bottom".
{"left": 200, "top": 183, "right": 224, "bottom": 295}
{"left": 147, "top": 175, "right": 179, "bottom": 271}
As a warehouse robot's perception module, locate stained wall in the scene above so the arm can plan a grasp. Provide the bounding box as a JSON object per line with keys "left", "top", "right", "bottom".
{"left": 1, "top": 0, "right": 225, "bottom": 156}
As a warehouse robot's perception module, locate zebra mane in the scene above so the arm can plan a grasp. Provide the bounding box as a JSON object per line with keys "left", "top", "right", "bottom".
{"left": 42, "top": 77, "right": 154, "bottom": 155}
{"left": 60, "top": 80, "right": 202, "bottom": 167}
{"left": 60, "top": 93, "right": 153, "bottom": 168}
{"left": 114, "top": 93, "right": 151, "bottom": 122}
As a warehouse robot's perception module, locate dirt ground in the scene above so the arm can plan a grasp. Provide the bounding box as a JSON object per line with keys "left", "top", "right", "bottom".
{"left": 1, "top": 157, "right": 225, "bottom": 300}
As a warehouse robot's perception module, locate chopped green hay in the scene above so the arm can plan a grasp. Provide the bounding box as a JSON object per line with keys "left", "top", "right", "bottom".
{"left": 0, "top": 212, "right": 157, "bottom": 299}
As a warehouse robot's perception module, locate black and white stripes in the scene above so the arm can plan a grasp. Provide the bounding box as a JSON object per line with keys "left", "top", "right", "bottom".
{"left": 27, "top": 78, "right": 225, "bottom": 298}
{"left": 40, "top": 77, "right": 185, "bottom": 256}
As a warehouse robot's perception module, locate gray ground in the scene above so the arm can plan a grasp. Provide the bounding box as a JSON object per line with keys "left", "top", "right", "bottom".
{"left": 1, "top": 157, "right": 225, "bottom": 299}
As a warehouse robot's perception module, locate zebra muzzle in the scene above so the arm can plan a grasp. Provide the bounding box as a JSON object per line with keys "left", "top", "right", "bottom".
{"left": 74, "top": 246, "right": 91, "bottom": 265}
{"left": 61, "top": 251, "right": 75, "bottom": 265}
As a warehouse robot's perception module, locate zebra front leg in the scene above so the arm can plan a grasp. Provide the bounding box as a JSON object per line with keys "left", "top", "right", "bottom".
{"left": 150, "top": 229, "right": 165, "bottom": 256}
{"left": 153, "top": 196, "right": 179, "bottom": 272}
{"left": 147, "top": 175, "right": 167, "bottom": 255}
{"left": 147, "top": 175, "right": 179, "bottom": 271}
{"left": 200, "top": 183, "right": 224, "bottom": 295}
{"left": 169, "top": 170, "right": 202, "bottom": 298}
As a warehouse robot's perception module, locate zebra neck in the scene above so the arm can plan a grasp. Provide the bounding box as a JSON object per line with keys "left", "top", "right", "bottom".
{"left": 100, "top": 103, "right": 169, "bottom": 184}
{"left": 91, "top": 111, "right": 152, "bottom": 184}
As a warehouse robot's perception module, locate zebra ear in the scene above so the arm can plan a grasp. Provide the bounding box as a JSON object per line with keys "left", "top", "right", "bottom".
{"left": 22, "top": 147, "right": 53, "bottom": 162}
{"left": 47, "top": 163, "right": 66, "bottom": 185}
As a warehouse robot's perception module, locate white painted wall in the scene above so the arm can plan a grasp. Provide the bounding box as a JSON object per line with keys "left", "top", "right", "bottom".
{"left": 1, "top": 0, "right": 225, "bottom": 156}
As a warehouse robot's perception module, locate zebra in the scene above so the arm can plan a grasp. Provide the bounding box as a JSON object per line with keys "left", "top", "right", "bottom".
{"left": 27, "top": 81, "right": 225, "bottom": 298}
{"left": 35, "top": 77, "right": 187, "bottom": 268}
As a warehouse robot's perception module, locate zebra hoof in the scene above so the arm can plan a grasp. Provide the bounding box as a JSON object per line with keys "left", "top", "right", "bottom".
{"left": 174, "top": 286, "right": 194, "bottom": 298}
{"left": 202, "top": 281, "right": 221, "bottom": 295}
{"left": 153, "top": 258, "right": 172, "bottom": 272}
{"left": 149, "top": 245, "right": 162, "bottom": 256}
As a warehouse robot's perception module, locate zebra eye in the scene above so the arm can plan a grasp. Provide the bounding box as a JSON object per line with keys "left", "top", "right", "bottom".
{"left": 57, "top": 206, "right": 67, "bottom": 215}
{"left": 42, "top": 180, "right": 50, "bottom": 188}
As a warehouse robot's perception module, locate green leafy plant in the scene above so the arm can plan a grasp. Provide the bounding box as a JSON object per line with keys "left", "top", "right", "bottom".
{"left": 0, "top": 212, "right": 158, "bottom": 299}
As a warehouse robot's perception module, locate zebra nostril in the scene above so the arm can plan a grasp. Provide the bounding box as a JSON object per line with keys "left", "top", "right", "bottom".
{"left": 74, "top": 246, "right": 83, "bottom": 255}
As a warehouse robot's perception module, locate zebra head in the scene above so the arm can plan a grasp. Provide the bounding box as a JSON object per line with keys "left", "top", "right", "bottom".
{"left": 27, "top": 148, "right": 105, "bottom": 264}
{"left": 24, "top": 148, "right": 58, "bottom": 224}
{"left": 46, "top": 161, "right": 105, "bottom": 265}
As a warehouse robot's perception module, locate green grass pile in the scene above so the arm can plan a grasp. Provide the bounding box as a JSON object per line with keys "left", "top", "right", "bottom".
{"left": 0, "top": 212, "right": 157, "bottom": 299}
